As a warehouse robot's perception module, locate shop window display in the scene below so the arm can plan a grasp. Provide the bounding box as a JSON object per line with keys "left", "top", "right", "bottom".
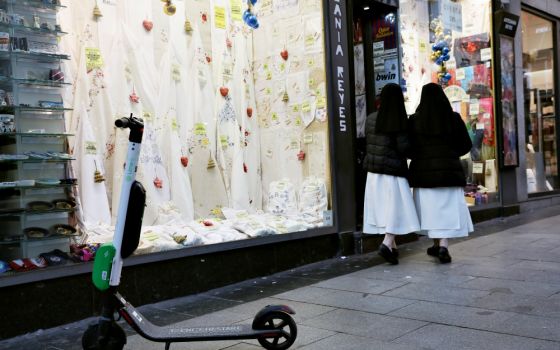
{"left": 400, "top": 0, "right": 498, "bottom": 206}
{"left": 522, "top": 11, "right": 557, "bottom": 193}
{"left": 0, "top": 0, "right": 331, "bottom": 276}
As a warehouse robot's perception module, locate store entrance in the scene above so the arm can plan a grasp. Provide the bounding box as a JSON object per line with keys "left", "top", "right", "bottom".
{"left": 352, "top": 1, "right": 400, "bottom": 230}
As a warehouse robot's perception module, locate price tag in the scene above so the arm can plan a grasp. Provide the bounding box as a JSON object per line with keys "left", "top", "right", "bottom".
{"left": 301, "top": 101, "right": 311, "bottom": 113}
{"left": 480, "top": 48, "right": 492, "bottom": 61}
{"left": 473, "top": 162, "right": 484, "bottom": 174}
{"left": 455, "top": 68, "right": 465, "bottom": 81}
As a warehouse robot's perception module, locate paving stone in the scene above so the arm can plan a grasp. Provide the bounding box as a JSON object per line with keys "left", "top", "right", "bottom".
{"left": 490, "top": 313, "right": 560, "bottom": 342}
{"left": 298, "top": 333, "right": 428, "bottom": 350}
{"left": 448, "top": 264, "right": 560, "bottom": 284}
{"left": 394, "top": 323, "right": 559, "bottom": 350}
{"left": 222, "top": 297, "right": 335, "bottom": 323}
{"left": 302, "top": 308, "right": 427, "bottom": 341}
{"left": 311, "top": 275, "right": 408, "bottom": 294}
{"left": 389, "top": 300, "right": 516, "bottom": 330}
{"left": 348, "top": 265, "right": 476, "bottom": 287}
{"left": 470, "top": 292, "right": 560, "bottom": 319}
{"left": 512, "top": 260, "right": 560, "bottom": 273}
{"left": 382, "top": 281, "right": 490, "bottom": 306}
{"left": 458, "top": 277, "right": 560, "bottom": 297}
{"left": 275, "top": 286, "right": 416, "bottom": 314}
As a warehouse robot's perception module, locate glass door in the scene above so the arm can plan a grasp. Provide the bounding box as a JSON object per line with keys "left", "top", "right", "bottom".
{"left": 522, "top": 11, "right": 558, "bottom": 193}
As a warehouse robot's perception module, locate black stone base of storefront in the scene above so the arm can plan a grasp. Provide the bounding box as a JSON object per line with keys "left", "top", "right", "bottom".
{"left": 0, "top": 234, "right": 339, "bottom": 340}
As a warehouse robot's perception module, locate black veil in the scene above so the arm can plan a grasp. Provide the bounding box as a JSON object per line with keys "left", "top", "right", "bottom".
{"left": 413, "top": 82, "right": 455, "bottom": 135}
{"left": 375, "top": 83, "right": 408, "bottom": 133}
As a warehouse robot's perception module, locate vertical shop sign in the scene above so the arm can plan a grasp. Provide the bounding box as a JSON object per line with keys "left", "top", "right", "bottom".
{"left": 328, "top": 0, "right": 350, "bottom": 133}
{"left": 325, "top": 0, "right": 357, "bottom": 234}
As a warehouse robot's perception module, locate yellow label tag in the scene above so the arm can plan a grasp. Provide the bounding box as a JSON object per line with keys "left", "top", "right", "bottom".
{"left": 201, "top": 137, "right": 210, "bottom": 146}
{"left": 230, "top": 0, "right": 242, "bottom": 21}
{"left": 308, "top": 78, "right": 315, "bottom": 88}
{"left": 305, "top": 34, "right": 315, "bottom": 48}
{"left": 316, "top": 96, "right": 326, "bottom": 108}
{"left": 265, "top": 87, "right": 272, "bottom": 95}
{"left": 171, "top": 118, "right": 178, "bottom": 131}
{"left": 279, "top": 62, "right": 286, "bottom": 72}
{"left": 295, "top": 117, "right": 302, "bottom": 126}
{"left": 220, "top": 135, "right": 228, "bottom": 148}
{"left": 291, "top": 104, "right": 300, "bottom": 113}
{"left": 271, "top": 112, "right": 278, "bottom": 121}
{"left": 85, "top": 47, "right": 103, "bottom": 71}
{"left": 301, "top": 101, "right": 311, "bottom": 113}
{"left": 85, "top": 141, "right": 97, "bottom": 155}
{"left": 194, "top": 123, "right": 207, "bottom": 135}
{"left": 303, "top": 133, "right": 313, "bottom": 144}
{"left": 266, "top": 70, "right": 272, "bottom": 80}
{"left": 142, "top": 111, "right": 153, "bottom": 121}
{"left": 307, "top": 58, "right": 315, "bottom": 67}
{"left": 214, "top": 6, "right": 226, "bottom": 29}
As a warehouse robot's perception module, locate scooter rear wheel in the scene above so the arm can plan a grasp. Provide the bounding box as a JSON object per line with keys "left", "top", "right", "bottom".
{"left": 255, "top": 311, "right": 297, "bottom": 350}
{"left": 82, "top": 322, "right": 126, "bottom": 350}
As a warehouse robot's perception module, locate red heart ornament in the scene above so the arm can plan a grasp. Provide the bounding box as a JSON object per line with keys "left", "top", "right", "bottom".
{"left": 153, "top": 176, "right": 163, "bottom": 189}
{"left": 297, "top": 150, "right": 305, "bottom": 161}
{"left": 246, "top": 107, "right": 253, "bottom": 117}
{"left": 180, "top": 156, "right": 188, "bottom": 167}
{"left": 143, "top": 19, "right": 153, "bottom": 32}
{"left": 220, "top": 86, "right": 229, "bottom": 97}
{"left": 280, "top": 49, "right": 289, "bottom": 60}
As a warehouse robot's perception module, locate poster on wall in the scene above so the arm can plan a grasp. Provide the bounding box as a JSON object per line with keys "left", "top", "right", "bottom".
{"left": 372, "top": 11, "right": 399, "bottom": 97}
{"left": 499, "top": 35, "right": 518, "bottom": 167}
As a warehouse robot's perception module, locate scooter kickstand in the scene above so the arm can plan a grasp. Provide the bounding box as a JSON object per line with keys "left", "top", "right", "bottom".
{"left": 165, "top": 341, "right": 171, "bottom": 350}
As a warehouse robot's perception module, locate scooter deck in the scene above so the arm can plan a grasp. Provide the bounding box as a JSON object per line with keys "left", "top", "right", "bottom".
{"left": 116, "top": 293, "right": 283, "bottom": 342}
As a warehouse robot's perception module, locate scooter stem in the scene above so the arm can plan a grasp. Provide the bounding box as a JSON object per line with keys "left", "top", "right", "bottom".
{"left": 109, "top": 114, "right": 144, "bottom": 287}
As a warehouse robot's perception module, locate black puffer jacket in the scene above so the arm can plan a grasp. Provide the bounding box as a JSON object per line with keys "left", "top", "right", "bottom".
{"left": 407, "top": 112, "right": 472, "bottom": 188}
{"left": 363, "top": 111, "right": 410, "bottom": 178}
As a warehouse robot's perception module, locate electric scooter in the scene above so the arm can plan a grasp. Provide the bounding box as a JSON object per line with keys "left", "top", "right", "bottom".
{"left": 82, "top": 114, "right": 297, "bottom": 350}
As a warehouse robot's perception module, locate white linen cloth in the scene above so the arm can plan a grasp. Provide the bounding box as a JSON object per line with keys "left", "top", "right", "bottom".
{"left": 363, "top": 173, "right": 420, "bottom": 235}
{"left": 414, "top": 187, "right": 474, "bottom": 238}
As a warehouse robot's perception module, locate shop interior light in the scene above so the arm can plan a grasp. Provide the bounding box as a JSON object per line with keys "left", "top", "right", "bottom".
{"left": 363, "top": 6, "right": 370, "bottom": 10}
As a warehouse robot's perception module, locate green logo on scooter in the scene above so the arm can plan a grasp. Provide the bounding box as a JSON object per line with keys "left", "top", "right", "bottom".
{"left": 92, "top": 243, "right": 116, "bottom": 291}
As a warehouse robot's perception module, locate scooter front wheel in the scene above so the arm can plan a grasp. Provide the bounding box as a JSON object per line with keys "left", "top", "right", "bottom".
{"left": 82, "top": 322, "right": 126, "bottom": 350}
{"left": 254, "top": 311, "right": 297, "bottom": 350}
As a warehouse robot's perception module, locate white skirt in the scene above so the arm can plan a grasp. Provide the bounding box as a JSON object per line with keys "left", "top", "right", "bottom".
{"left": 413, "top": 187, "right": 474, "bottom": 238}
{"left": 363, "top": 173, "right": 420, "bottom": 235}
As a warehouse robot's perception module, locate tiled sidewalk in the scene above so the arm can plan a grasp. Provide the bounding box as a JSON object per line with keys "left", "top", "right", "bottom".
{"left": 2, "top": 209, "right": 560, "bottom": 350}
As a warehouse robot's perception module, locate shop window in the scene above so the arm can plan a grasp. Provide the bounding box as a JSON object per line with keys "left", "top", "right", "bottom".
{"left": 400, "top": 0, "right": 498, "bottom": 207}
{"left": 521, "top": 11, "right": 557, "bottom": 193}
{"left": 0, "top": 0, "right": 333, "bottom": 275}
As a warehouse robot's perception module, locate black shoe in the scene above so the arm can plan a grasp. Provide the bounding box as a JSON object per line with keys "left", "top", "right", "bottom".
{"left": 393, "top": 248, "right": 399, "bottom": 258}
{"left": 427, "top": 245, "right": 439, "bottom": 257}
{"left": 438, "top": 247, "right": 452, "bottom": 264}
{"left": 378, "top": 244, "right": 398, "bottom": 265}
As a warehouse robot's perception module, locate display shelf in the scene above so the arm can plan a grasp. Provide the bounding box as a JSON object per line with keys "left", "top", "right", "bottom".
{"left": 0, "top": 0, "right": 75, "bottom": 264}
{"left": 0, "top": 132, "right": 74, "bottom": 137}
{"left": 0, "top": 233, "right": 78, "bottom": 245}
{"left": 0, "top": 50, "right": 70, "bottom": 61}
{"left": 0, "top": 22, "right": 67, "bottom": 36}
{"left": 0, "top": 158, "right": 75, "bottom": 163}
{"left": 0, "top": 183, "right": 76, "bottom": 190}
{"left": 14, "top": 106, "right": 72, "bottom": 112}
{"left": 2, "top": 0, "right": 66, "bottom": 11}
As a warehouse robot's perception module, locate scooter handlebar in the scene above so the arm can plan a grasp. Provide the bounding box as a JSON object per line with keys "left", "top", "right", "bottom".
{"left": 114, "top": 114, "right": 144, "bottom": 143}
{"left": 115, "top": 117, "right": 130, "bottom": 128}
